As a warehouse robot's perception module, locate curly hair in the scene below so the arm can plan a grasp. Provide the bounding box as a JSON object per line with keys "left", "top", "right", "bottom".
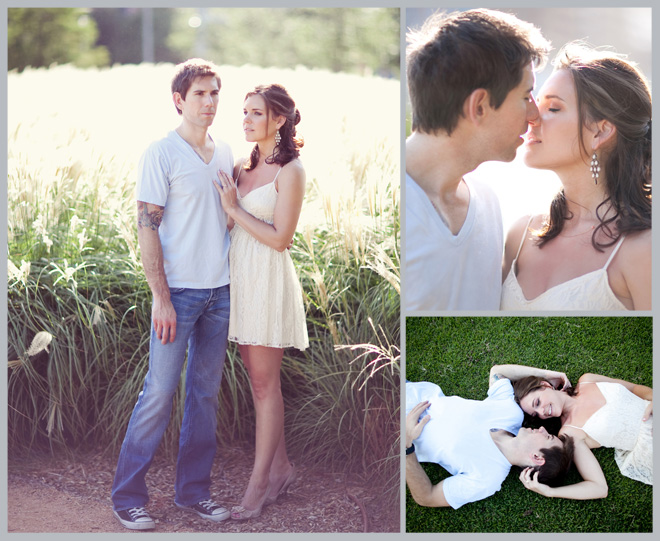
{"left": 535, "top": 43, "right": 652, "bottom": 251}
{"left": 243, "top": 84, "right": 304, "bottom": 171}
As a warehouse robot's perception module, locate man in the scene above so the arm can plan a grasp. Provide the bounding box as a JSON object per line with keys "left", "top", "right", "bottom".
{"left": 111, "top": 59, "right": 234, "bottom": 530}
{"left": 405, "top": 366, "right": 574, "bottom": 509}
{"left": 404, "top": 9, "right": 550, "bottom": 310}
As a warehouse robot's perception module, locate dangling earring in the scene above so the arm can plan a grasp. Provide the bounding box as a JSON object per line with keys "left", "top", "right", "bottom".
{"left": 590, "top": 152, "right": 600, "bottom": 185}
{"left": 275, "top": 129, "right": 281, "bottom": 146}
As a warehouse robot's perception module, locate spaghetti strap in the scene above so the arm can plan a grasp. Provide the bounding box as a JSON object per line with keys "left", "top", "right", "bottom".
{"left": 603, "top": 236, "right": 626, "bottom": 270}
{"left": 514, "top": 216, "right": 534, "bottom": 260}
{"left": 563, "top": 381, "right": 595, "bottom": 431}
{"left": 272, "top": 166, "right": 283, "bottom": 190}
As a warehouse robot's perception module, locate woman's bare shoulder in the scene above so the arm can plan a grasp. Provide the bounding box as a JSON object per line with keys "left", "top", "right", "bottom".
{"left": 505, "top": 214, "right": 544, "bottom": 248}
{"left": 559, "top": 423, "right": 585, "bottom": 439}
{"left": 617, "top": 228, "right": 651, "bottom": 280}
{"left": 279, "top": 159, "right": 306, "bottom": 183}
{"left": 283, "top": 158, "right": 305, "bottom": 174}
{"left": 233, "top": 158, "right": 248, "bottom": 178}
{"left": 620, "top": 228, "right": 651, "bottom": 256}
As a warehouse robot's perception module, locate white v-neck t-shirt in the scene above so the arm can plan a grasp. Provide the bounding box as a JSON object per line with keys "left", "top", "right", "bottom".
{"left": 404, "top": 173, "right": 503, "bottom": 311}
{"left": 137, "top": 130, "right": 234, "bottom": 288}
{"left": 406, "top": 379, "right": 523, "bottom": 508}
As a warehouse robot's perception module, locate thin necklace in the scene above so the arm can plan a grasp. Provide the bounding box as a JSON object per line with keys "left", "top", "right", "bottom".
{"left": 559, "top": 224, "right": 596, "bottom": 238}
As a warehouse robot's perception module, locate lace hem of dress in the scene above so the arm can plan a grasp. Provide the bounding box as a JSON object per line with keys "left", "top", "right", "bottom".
{"left": 228, "top": 335, "right": 308, "bottom": 351}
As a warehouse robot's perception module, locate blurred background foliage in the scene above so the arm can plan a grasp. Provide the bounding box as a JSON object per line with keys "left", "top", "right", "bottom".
{"left": 8, "top": 7, "right": 399, "bottom": 78}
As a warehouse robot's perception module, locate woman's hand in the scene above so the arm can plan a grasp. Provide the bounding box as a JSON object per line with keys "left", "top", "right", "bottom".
{"left": 519, "top": 467, "right": 553, "bottom": 497}
{"left": 213, "top": 170, "right": 239, "bottom": 214}
{"left": 546, "top": 370, "right": 571, "bottom": 391}
{"left": 643, "top": 401, "right": 653, "bottom": 422}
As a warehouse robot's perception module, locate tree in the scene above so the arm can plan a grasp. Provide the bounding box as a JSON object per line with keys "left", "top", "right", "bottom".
{"left": 8, "top": 8, "right": 109, "bottom": 72}
{"left": 167, "top": 8, "right": 399, "bottom": 77}
{"left": 90, "top": 8, "right": 178, "bottom": 65}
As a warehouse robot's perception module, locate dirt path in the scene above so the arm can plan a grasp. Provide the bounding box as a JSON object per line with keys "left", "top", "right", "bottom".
{"left": 8, "top": 447, "right": 399, "bottom": 533}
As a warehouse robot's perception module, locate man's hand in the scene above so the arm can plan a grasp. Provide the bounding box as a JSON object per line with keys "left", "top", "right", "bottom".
{"left": 152, "top": 296, "right": 177, "bottom": 344}
{"left": 519, "top": 467, "right": 552, "bottom": 497}
{"left": 406, "top": 401, "right": 431, "bottom": 448}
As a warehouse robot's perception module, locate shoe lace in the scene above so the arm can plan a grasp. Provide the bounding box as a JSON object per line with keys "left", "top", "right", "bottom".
{"left": 128, "top": 507, "right": 151, "bottom": 519}
{"left": 197, "top": 499, "right": 217, "bottom": 511}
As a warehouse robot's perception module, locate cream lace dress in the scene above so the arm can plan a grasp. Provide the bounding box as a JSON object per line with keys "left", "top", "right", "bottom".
{"left": 564, "top": 382, "right": 652, "bottom": 485}
{"left": 500, "top": 217, "right": 627, "bottom": 311}
{"left": 228, "top": 166, "right": 308, "bottom": 351}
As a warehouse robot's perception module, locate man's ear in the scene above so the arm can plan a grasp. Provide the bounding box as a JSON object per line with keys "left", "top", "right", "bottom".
{"left": 173, "top": 92, "right": 184, "bottom": 114}
{"left": 463, "top": 88, "right": 490, "bottom": 125}
{"left": 531, "top": 452, "right": 546, "bottom": 466}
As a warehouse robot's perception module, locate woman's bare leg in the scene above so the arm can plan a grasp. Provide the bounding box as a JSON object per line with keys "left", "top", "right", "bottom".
{"left": 237, "top": 344, "right": 288, "bottom": 511}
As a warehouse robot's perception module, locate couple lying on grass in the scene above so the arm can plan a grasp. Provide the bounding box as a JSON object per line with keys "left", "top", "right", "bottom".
{"left": 405, "top": 364, "right": 652, "bottom": 509}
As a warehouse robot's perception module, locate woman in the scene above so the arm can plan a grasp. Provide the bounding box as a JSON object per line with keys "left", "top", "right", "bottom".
{"left": 501, "top": 43, "right": 651, "bottom": 310}
{"left": 214, "top": 84, "right": 308, "bottom": 520}
{"left": 493, "top": 364, "right": 652, "bottom": 499}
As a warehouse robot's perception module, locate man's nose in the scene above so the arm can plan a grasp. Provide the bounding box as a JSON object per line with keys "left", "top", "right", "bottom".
{"left": 527, "top": 97, "right": 540, "bottom": 124}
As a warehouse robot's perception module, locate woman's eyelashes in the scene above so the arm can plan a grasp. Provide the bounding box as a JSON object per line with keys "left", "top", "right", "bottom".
{"left": 537, "top": 99, "right": 561, "bottom": 113}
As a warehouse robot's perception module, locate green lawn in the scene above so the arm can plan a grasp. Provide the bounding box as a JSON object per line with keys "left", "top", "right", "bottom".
{"left": 404, "top": 316, "right": 652, "bottom": 533}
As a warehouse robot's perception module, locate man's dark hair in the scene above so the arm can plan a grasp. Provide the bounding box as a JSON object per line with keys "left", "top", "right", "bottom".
{"left": 407, "top": 9, "right": 550, "bottom": 135}
{"left": 532, "top": 434, "right": 575, "bottom": 486}
{"left": 171, "top": 58, "right": 221, "bottom": 115}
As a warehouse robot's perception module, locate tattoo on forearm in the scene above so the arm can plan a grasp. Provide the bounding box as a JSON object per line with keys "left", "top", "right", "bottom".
{"left": 137, "top": 202, "right": 164, "bottom": 230}
{"left": 492, "top": 373, "right": 503, "bottom": 381}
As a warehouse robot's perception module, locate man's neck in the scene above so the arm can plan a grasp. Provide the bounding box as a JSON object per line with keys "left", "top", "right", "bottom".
{"left": 489, "top": 429, "right": 520, "bottom": 467}
{"left": 176, "top": 121, "right": 210, "bottom": 150}
{"left": 406, "top": 131, "right": 476, "bottom": 235}
{"left": 406, "top": 131, "right": 468, "bottom": 195}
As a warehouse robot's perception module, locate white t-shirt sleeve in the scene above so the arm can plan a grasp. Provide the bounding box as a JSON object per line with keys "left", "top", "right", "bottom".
{"left": 487, "top": 377, "right": 513, "bottom": 398}
{"left": 443, "top": 471, "right": 502, "bottom": 509}
{"left": 136, "top": 141, "right": 170, "bottom": 207}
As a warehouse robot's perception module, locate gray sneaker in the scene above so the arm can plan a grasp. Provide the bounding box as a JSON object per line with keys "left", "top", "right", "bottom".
{"left": 176, "top": 499, "right": 231, "bottom": 522}
{"left": 113, "top": 507, "right": 156, "bottom": 530}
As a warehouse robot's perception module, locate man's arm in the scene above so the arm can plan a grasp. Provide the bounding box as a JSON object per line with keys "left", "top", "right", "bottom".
{"left": 405, "top": 401, "right": 450, "bottom": 507}
{"left": 406, "top": 453, "right": 451, "bottom": 507}
{"left": 489, "top": 364, "right": 570, "bottom": 390}
{"left": 137, "top": 201, "right": 177, "bottom": 344}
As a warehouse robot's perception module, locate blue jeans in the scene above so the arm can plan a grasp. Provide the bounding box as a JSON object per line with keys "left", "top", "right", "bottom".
{"left": 111, "top": 285, "right": 230, "bottom": 511}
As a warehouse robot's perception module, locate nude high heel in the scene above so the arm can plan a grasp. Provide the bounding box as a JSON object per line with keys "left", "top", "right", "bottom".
{"left": 230, "top": 489, "right": 269, "bottom": 521}
{"left": 264, "top": 463, "right": 297, "bottom": 506}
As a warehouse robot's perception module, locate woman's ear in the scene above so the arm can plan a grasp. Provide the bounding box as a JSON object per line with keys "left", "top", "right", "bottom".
{"left": 592, "top": 119, "right": 617, "bottom": 151}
